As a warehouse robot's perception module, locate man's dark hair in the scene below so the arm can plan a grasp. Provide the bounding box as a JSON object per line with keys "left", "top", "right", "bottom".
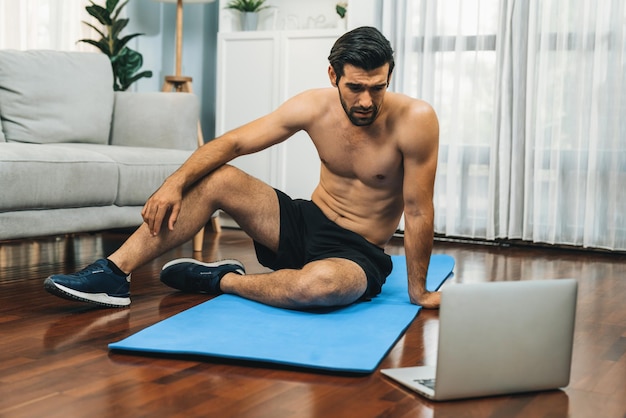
{"left": 328, "top": 26, "right": 395, "bottom": 83}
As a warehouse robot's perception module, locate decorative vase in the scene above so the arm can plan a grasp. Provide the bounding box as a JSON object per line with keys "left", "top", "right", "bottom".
{"left": 240, "top": 12, "right": 258, "bottom": 31}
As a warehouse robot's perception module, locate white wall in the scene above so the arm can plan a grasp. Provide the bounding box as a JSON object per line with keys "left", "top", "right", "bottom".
{"left": 347, "top": 0, "right": 381, "bottom": 29}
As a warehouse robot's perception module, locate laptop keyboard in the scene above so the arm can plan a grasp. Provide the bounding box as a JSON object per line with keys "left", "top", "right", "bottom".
{"left": 414, "top": 378, "right": 436, "bottom": 390}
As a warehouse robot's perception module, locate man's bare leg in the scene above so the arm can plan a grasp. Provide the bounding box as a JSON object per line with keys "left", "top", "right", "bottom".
{"left": 109, "top": 165, "right": 281, "bottom": 274}
{"left": 220, "top": 257, "right": 368, "bottom": 309}
{"left": 45, "top": 164, "right": 286, "bottom": 308}
{"left": 105, "top": 164, "right": 368, "bottom": 309}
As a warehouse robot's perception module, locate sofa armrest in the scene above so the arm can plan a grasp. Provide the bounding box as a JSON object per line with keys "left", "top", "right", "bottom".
{"left": 110, "top": 92, "right": 200, "bottom": 151}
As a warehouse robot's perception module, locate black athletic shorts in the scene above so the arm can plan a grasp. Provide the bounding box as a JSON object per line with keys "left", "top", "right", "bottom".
{"left": 253, "top": 189, "right": 393, "bottom": 300}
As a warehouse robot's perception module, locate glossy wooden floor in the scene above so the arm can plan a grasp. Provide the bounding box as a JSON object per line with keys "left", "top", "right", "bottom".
{"left": 1, "top": 229, "right": 624, "bottom": 418}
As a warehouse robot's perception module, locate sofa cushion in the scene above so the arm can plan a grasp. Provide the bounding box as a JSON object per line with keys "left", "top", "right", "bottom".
{"left": 0, "top": 143, "right": 118, "bottom": 211}
{"left": 0, "top": 50, "right": 114, "bottom": 145}
{"left": 0, "top": 206, "right": 144, "bottom": 241}
{"left": 111, "top": 92, "right": 199, "bottom": 151}
{"left": 51, "top": 143, "right": 193, "bottom": 206}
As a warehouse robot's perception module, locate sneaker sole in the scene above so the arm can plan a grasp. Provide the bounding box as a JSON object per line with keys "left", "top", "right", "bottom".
{"left": 161, "top": 258, "right": 245, "bottom": 275}
{"left": 44, "top": 277, "right": 130, "bottom": 308}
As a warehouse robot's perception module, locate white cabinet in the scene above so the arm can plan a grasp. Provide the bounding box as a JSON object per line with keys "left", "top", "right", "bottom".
{"left": 216, "top": 32, "right": 279, "bottom": 187}
{"left": 216, "top": 24, "right": 344, "bottom": 198}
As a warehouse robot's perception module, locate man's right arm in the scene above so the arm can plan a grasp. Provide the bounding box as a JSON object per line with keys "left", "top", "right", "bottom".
{"left": 141, "top": 90, "right": 319, "bottom": 235}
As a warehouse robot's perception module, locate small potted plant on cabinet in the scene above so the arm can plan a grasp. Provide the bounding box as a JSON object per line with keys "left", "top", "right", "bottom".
{"left": 225, "top": 0, "right": 270, "bottom": 31}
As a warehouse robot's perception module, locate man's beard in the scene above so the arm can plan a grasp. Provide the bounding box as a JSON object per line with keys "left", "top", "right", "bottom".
{"left": 338, "top": 90, "right": 379, "bottom": 126}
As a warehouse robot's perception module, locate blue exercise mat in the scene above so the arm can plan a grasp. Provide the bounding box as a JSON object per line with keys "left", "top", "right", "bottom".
{"left": 109, "top": 254, "right": 454, "bottom": 373}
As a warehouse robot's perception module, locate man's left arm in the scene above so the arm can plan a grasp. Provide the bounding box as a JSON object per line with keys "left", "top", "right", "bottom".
{"left": 399, "top": 101, "right": 440, "bottom": 308}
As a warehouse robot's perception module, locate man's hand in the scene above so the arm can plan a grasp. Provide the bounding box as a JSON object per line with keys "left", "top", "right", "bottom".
{"left": 141, "top": 180, "right": 184, "bottom": 236}
{"left": 411, "top": 289, "right": 441, "bottom": 309}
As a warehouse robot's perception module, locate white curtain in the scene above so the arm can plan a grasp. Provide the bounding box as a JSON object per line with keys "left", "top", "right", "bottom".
{"left": 0, "top": 0, "right": 96, "bottom": 51}
{"left": 384, "top": 0, "right": 626, "bottom": 251}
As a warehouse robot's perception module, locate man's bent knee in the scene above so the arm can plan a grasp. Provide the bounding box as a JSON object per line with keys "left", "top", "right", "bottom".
{"left": 292, "top": 260, "right": 367, "bottom": 307}
{"left": 193, "top": 164, "right": 266, "bottom": 207}
{"left": 197, "top": 164, "right": 243, "bottom": 190}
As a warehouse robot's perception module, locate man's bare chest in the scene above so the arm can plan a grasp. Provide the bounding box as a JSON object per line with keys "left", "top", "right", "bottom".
{"left": 314, "top": 134, "right": 403, "bottom": 187}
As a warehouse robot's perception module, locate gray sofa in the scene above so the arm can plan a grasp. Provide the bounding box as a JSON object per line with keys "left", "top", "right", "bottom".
{"left": 0, "top": 50, "right": 206, "bottom": 243}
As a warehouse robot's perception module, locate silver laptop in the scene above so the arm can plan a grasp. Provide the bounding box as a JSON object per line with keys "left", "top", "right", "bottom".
{"left": 381, "top": 279, "right": 578, "bottom": 401}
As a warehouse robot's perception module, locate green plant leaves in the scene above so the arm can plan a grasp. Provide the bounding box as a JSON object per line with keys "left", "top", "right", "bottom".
{"left": 112, "top": 0, "right": 129, "bottom": 20}
{"left": 114, "top": 33, "right": 143, "bottom": 55}
{"left": 77, "top": 38, "right": 111, "bottom": 55}
{"left": 106, "top": 0, "right": 121, "bottom": 13}
{"left": 336, "top": 3, "right": 347, "bottom": 19}
{"left": 110, "top": 18, "right": 129, "bottom": 40}
{"left": 225, "top": 0, "right": 269, "bottom": 13}
{"left": 113, "top": 47, "right": 153, "bottom": 91}
{"left": 79, "top": 0, "right": 151, "bottom": 91}
{"left": 86, "top": 4, "right": 111, "bottom": 26}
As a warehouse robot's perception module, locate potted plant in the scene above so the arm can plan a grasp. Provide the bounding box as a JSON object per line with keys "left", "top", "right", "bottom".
{"left": 225, "top": 0, "right": 270, "bottom": 31}
{"left": 78, "top": 0, "right": 152, "bottom": 91}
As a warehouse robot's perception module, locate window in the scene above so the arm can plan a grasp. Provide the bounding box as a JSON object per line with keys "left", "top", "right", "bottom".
{"left": 386, "top": 0, "right": 625, "bottom": 250}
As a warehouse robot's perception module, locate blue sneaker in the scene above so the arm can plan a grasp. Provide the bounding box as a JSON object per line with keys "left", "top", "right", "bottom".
{"left": 44, "top": 259, "right": 131, "bottom": 308}
{"left": 160, "top": 258, "right": 245, "bottom": 294}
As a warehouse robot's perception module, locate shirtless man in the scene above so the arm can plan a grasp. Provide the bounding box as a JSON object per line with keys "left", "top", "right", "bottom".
{"left": 44, "top": 26, "right": 441, "bottom": 310}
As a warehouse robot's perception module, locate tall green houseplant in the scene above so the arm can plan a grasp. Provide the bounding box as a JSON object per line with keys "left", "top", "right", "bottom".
{"left": 79, "top": 0, "right": 152, "bottom": 91}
